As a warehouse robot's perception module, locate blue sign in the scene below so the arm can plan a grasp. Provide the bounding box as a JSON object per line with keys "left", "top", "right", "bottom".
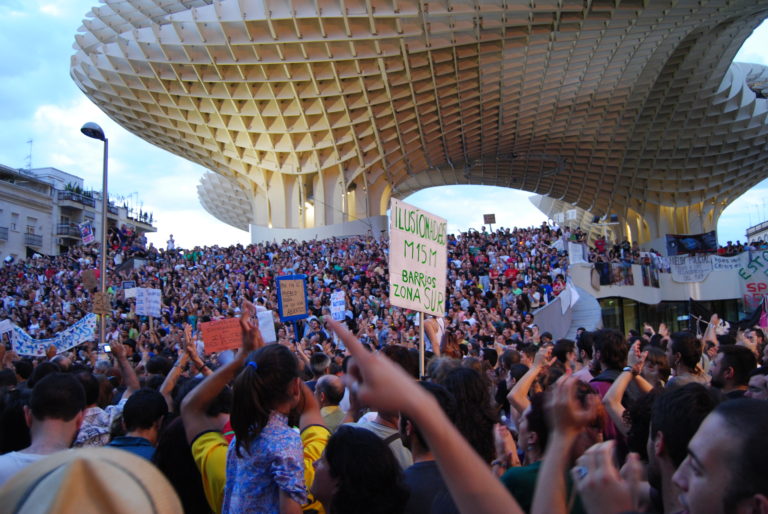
{"left": 276, "top": 274, "right": 309, "bottom": 322}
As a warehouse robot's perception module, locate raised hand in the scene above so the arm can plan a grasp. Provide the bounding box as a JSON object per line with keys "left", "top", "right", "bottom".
{"left": 546, "top": 376, "right": 600, "bottom": 437}
{"left": 571, "top": 442, "right": 642, "bottom": 514}
{"left": 532, "top": 345, "right": 556, "bottom": 369}
{"left": 627, "top": 341, "right": 646, "bottom": 374}
{"left": 326, "top": 318, "right": 420, "bottom": 414}
{"left": 238, "top": 299, "right": 264, "bottom": 357}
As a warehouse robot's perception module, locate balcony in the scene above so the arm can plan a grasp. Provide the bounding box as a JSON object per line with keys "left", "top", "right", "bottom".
{"left": 24, "top": 233, "right": 43, "bottom": 247}
{"left": 58, "top": 190, "right": 96, "bottom": 208}
{"left": 0, "top": 226, "right": 8, "bottom": 241}
{"left": 57, "top": 223, "right": 81, "bottom": 238}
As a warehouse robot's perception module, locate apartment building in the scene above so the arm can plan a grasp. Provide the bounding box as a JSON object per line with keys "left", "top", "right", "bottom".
{"left": 0, "top": 164, "right": 155, "bottom": 259}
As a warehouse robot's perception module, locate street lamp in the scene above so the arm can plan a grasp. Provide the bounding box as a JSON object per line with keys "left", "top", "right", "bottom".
{"left": 81, "top": 122, "right": 108, "bottom": 347}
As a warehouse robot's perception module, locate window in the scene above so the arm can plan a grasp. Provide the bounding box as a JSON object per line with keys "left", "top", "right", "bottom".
{"left": 11, "top": 212, "right": 19, "bottom": 232}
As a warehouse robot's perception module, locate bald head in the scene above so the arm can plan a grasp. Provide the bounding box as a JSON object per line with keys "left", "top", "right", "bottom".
{"left": 315, "top": 374, "right": 345, "bottom": 407}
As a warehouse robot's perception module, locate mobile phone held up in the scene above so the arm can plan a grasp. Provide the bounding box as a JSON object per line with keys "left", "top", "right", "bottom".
{"left": 103, "top": 344, "right": 111, "bottom": 353}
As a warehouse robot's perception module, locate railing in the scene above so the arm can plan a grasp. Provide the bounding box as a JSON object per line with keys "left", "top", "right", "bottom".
{"left": 58, "top": 190, "right": 96, "bottom": 208}
{"left": 0, "top": 226, "right": 8, "bottom": 241}
{"left": 56, "top": 224, "right": 81, "bottom": 237}
{"left": 24, "top": 233, "right": 43, "bottom": 247}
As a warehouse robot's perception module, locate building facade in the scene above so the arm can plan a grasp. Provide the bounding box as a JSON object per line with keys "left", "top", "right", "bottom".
{"left": 0, "top": 164, "right": 156, "bottom": 260}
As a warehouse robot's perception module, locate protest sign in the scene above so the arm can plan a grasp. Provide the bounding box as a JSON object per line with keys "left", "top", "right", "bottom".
{"left": 388, "top": 198, "right": 447, "bottom": 316}
{"left": 79, "top": 222, "right": 95, "bottom": 244}
{"left": 200, "top": 318, "right": 242, "bottom": 354}
{"left": 124, "top": 288, "right": 137, "bottom": 299}
{"left": 11, "top": 314, "right": 98, "bottom": 357}
{"left": 258, "top": 310, "right": 277, "bottom": 344}
{"left": 330, "top": 291, "right": 346, "bottom": 321}
{"left": 122, "top": 280, "right": 136, "bottom": 289}
{"left": 0, "top": 319, "right": 13, "bottom": 337}
{"left": 92, "top": 292, "right": 111, "bottom": 316}
{"left": 670, "top": 255, "right": 713, "bottom": 283}
{"left": 276, "top": 275, "right": 309, "bottom": 322}
{"left": 82, "top": 269, "right": 97, "bottom": 290}
{"left": 738, "top": 250, "right": 768, "bottom": 310}
{"left": 135, "top": 288, "right": 162, "bottom": 317}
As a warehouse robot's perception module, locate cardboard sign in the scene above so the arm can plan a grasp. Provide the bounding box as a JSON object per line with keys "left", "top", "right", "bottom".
{"left": 82, "top": 269, "right": 97, "bottom": 290}
{"left": 389, "top": 198, "right": 447, "bottom": 316}
{"left": 92, "top": 292, "right": 111, "bottom": 316}
{"left": 483, "top": 214, "right": 496, "bottom": 225}
{"left": 200, "top": 318, "right": 242, "bottom": 354}
{"left": 276, "top": 275, "right": 309, "bottom": 322}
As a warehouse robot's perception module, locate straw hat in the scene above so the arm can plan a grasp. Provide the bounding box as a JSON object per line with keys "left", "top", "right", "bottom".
{"left": 0, "top": 447, "right": 182, "bottom": 513}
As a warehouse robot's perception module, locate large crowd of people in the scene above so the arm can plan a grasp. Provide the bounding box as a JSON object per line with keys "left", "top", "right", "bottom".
{"left": 0, "top": 225, "right": 766, "bottom": 514}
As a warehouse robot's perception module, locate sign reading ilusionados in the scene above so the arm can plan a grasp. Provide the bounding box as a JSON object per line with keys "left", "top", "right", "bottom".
{"left": 389, "top": 198, "right": 447, "bottom": 316}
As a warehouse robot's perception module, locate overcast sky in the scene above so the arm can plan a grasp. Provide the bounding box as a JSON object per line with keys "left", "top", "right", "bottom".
{"left": 0, "top": 0, "right": 766, "bottom": 249}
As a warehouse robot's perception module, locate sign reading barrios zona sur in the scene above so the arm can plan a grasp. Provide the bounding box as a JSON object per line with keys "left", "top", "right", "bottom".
{"left": 389, "top": 198, "right": 447, "bottom": 316}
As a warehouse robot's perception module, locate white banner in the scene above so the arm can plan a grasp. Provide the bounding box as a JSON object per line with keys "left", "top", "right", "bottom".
{"left": 568, "top": 242, "right": 587, "bottom": 264}
{"left": 670, "top": 255, "right": 713, "bottom": 283}
{"left": 737, "top": 250, "right": 768, "bottom": 310}
{"left": 11, "top": 314, "right": 98, "bottom": 357}
{"left": 712, "top": 254, "right": 744, "bottom": 271}
{"left": 135, "top": 288, "right": 162, "bottom": 317}
{"left": 388, "top": 198, "right": 448, "bottom": 316}
{"left": 0, "top": 319, "right": 13, "bottom": 337}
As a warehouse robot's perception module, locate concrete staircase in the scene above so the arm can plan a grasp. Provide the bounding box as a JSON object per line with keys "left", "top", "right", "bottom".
{"left": 564, "top": 285, "right": 603, "bottom": 339}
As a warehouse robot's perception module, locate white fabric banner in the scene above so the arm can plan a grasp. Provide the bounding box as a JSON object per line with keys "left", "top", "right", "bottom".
{"left": 567, "top": 242, "right": 587, "bottom": 264}
{"left": 670, "top": 255, "right": 713, "bottom": 283}
{"left": 10, "top": 314, "right": 98, "bottom": 357}
{"left": 0, "top": 319, "right": 13, "bottom": 337}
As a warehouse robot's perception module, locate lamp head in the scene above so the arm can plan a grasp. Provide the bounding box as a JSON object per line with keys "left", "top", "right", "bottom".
{"left": 80, "top": 122, "right": 105, "bottom": 141}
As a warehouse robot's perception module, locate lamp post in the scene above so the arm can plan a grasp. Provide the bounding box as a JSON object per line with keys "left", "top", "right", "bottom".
{"left": 81, "top": 122, "right": 108, "bottom": 347}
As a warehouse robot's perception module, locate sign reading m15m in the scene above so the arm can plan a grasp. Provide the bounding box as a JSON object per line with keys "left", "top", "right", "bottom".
{"left": 389, "top": 198, "right": 447, "bottom": 316}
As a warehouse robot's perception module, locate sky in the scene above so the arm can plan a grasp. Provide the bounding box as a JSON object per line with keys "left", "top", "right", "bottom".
{"left": 0, "top": 1, "right": 766, "bottom": 249}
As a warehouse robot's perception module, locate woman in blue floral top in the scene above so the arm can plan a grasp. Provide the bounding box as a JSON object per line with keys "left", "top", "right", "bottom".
{"left": 223, "top": 344, "right": 306, "bottom": 513}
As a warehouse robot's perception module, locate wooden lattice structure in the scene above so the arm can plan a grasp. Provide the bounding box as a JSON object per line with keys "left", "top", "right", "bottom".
{"left": 71, "top": 0, "right": 768, "bottom": 240}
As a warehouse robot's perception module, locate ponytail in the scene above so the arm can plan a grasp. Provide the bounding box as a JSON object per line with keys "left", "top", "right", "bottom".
{"left": 231, "top": 344, "right": 299, "bottom": 457}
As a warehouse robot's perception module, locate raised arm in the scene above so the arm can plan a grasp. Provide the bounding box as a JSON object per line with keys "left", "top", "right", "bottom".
{"left": 327, "top": 319, "right": 523, "bottom": 514}
{"left": 111, "top": 339, "right": 140, "bottom": 400}
{"left": 159, "top": 346, "right": 189, "bottom": 412}
{"left": 531, "top": 377, "right": 600, "bottom": 514}
{"left": 184, "top": 323, "right": 212, "bottom": 377}
{"left": 507, "top": 346, "right": 553, "bottom": 414}
{"left": 181, "top": 302, "right": 263, "bottom": 443}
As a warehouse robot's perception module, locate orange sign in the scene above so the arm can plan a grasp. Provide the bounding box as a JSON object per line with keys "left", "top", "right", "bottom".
{"left": 200, "top": 318, "right": 242, "bottom": 354}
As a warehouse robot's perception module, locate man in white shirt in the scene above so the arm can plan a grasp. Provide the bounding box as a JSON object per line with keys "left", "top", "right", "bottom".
{"left": 0, "top": 373, "right": 86, "bottom": 485}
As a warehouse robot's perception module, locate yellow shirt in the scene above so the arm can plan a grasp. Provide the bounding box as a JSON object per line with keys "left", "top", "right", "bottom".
{"left": 190, "top": 430, "right": 227, "bottom": 514}
{"left": 190, "top": 425, "right": 331, "bottom": 514}
{"left": 301, "top": 424, "right": 331, "bottom": 514}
